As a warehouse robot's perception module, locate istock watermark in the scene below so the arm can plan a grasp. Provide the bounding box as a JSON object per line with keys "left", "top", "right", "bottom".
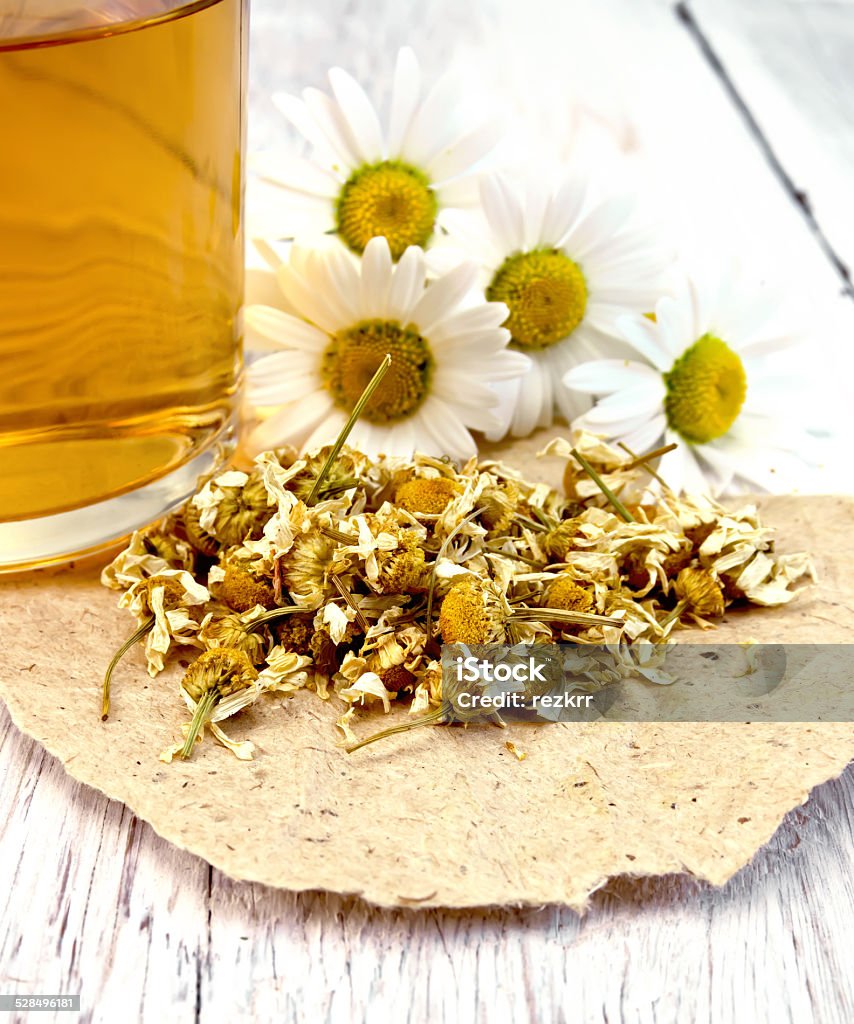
{"left": 439, "top": 643, "right": 854, "bottom": 724}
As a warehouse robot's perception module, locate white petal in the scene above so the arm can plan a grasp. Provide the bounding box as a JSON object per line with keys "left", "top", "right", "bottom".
{"left": 564, "top": 359, "right": 661, "bottom": 396}
{"left": 425, "top": 121, "right": 502, "bottom": 184}
{"left": 248, "top": 391, "right": 335, "bottom": 453}
{"left": 418, "top": 397, "right": 478, "bottom": 460}
{"left": 359, "top": 236, "right": 393, "bottom": 317}
{"left": 301, "top": 411, "right": 349, "bottom": 454}
{"left": 655, "top": 294, "right": 695, "bottom": 356}
{"left": 618, "top": 414, "right": 667, "bottom": 456}
{"left": 386, "top": 245, "right": 426, "bottom": 320}
{"left": 563, "top": 196, "right": 634, "bottom": 262}
{"left": 429, "top": 302, "right": 509, "bottom": 343}
{"left": 657, "top": 435, "right": 688, "bottom": 495}
{"left": 247, "top": 356, "right": 319, "bottom": 406}
{"left": 328, "top": 67, "right": 384, "bottom": 163}
{"left": 523, "top": 183, "right": 549, "bottom": 251}
{"left": 388, "top": 47, "right": 422, "bottom": 157}
{"left": 301, "top": 87, "right": 360, "bottom": 169}
{"left": 410, "top": 262, "right": 478, "bottom": 334}
{"left": 509, "top": 360, "right": 550, "bottom": 436}
{"left": 249, "top": 151, "right": 340, "bottom": 197}
{"left": 400, "top": 72, "right": 463, "bottom": 166}
{"left": 480, "top": 174, "right": 526, "bottom": 252}
{"left": 272, "top": 92, "right": 336, "bottom": 158}
{"left": 544, "top": 178, "right": 587, "bottom": 248}
{"left": 616, "top": 315, "right": 673, "bottom": 371}
{"left": 244, "top": 305, "right": 328, "bottom": 353}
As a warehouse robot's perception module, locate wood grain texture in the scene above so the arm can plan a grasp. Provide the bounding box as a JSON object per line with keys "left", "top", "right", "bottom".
{"left": 687, "top": 0, "right": 854, "bottom": 282}
{"left": 1, "top": 703, "right": 852, "bottom": 1023}
{"left": 2, "top": 0, "right": 854, "bottom": 1020}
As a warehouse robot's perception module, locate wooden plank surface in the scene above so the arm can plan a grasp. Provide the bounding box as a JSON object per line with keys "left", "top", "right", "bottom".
{"left": 1, "top": 701, "right": 853, "bottom": 1024}
{"left": 686, "top": 0, "right": 854, "bottom": 283}
{"left": 2, "top": 0, "right": 853, "bottom": 1021}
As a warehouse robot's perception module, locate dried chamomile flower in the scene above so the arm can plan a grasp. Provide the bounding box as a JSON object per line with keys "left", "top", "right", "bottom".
{"left": 103, "top": 571, "right": 210, "bottom": 719}
{"left": 478, "top": 478, "right": 520, "bottom": 536}
{"left": 174, "top": 648, "right": 260, "bottom": 760}
{"left": 274, "top": 613, "right": 314, "bottom": 654}
{"left": 278, "top": 529, "right": 341, "bottom": 608}
{"left": 256, "top": 646, "right": 313, "bottom": 694}
{"left": 438, "top": 576, "right": 506, "bottom": 644}
{"left": 101, "top": 525, "right": 195, "bottom": 590}
{"left": 190, "top": 467, "right": 273, "bottom": 549}
{"left": 542, "top": 519, "right": 582, "bottom": 561}
{"left": 395, "top": 476, "right": 461, "bottom": 515}
{"left": 283, "top": 446, "right": 367, "bottom": 504}
{"left": 198, "top": 608, "right": 270, "bottom": 664}
{"left": 672, "top": 566, "right": 726, "bottom": 621}
{"left": 374, "top": 531, "right": 430, "bottom": 594}
{"left": 546, "top": 575, "right": 595, "bottom": 614}
{"left": 208, "top": 558, "right": 277, "bottom": 613}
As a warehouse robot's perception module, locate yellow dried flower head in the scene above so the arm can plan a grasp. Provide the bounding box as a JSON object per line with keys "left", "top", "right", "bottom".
{"left": 377, "top": 533, "right": 429, "bottom": 593}
{"left": 547, "top": 575, "right": 594, "bottom": 614}
{"left": 199, "top": 612, "right": 268, "bottom": 664}
{"left": 280, "top": 531, "right": 338, "bottom": 607}
{"left": 190, "top": 470, "right": 272, "bottom": 551}
{"left": 439, "top": 576, "right": 505, "bottom": 644}
{"left": 674, "top": 566, "right": 725, "bottom": 619}
{"left": 479, "top": 479, "right": 520, "bottom": 536}
{"left": 216, "top": 562, "right": 277, "bottom": 613}
{"left": 182, "top": 500, "right": 220, "bottom": 557}
{"left": 132, "top": 574, "right": 191, "bottom": 616}
{"left": 543, "top": 520, "right": 581, "bottom": 561}
{"left": 395, "top": 477, "right": 460, "bottom": 515}
{"left": 181, "top": 648, "right": 259, "bottom": 703}
{"left": 141, "top": 528, "right": 196, "bottom": 573}
{"left": 287, "top": 448, "right": 362, "bottom": 502}
{"left": 275, "top": 613, "right": 314, "bottom": 655}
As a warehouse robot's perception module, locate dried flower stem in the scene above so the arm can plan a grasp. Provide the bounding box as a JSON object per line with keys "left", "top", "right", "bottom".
{"left": 618, "top": 441, "right": 676, "bottom": 491}
{"left": 331, "top": 574, "right": 369, "bottom": 632}
{"left": 511, "top": 608, "right": 622, "bottom": 627}
{"left": 659, "top": 599, "right": 689, "bottom": 628}
{"left": 245, "top": 606, "right": 305, "bottom": 633}
{"left": 345, "top": 703, "right": 449, "bottom": 753}
{"left": 307, "top": 355, "right": 391, "bottom": 505}
{"left": 321, "top": 526, "right": 355, "bottom": 544}
{"left": 570, "top": 448, "right": 635, "bottom": 523}
{"left": 179, "top": 691, "right": 218, "bottom": 759}
{"left": 102, "top": 615, "right": 154, "bottom": 720}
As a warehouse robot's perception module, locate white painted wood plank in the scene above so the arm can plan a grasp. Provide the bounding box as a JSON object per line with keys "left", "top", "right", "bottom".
{"left": 688, "top": 0, "right": 854, "bottom": 279}
{"left": 0, "top": 706, "right": 209, "bottom": 1024}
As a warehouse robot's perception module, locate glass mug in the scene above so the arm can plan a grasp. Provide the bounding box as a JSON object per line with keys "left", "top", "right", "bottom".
{"left": 0, "top": 0, "right": 246, "bottom": 570}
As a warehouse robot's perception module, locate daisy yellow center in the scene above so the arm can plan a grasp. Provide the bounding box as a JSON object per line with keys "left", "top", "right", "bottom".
{"left": 336, "top": 161, "right": 437, "bottom": 259}
{"left": 322, "top": 319, "right": 433, "bottom": 424}
{"left": 664, "top": 335, "right": 747, "bottom": 444}
{"left": 486, "top": 249, "right": 588, "bottom": 350}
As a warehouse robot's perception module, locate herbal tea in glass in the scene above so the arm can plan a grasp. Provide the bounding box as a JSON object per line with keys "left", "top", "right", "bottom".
{"left": 0, "top": 0, "right": 247, "bottom": 569}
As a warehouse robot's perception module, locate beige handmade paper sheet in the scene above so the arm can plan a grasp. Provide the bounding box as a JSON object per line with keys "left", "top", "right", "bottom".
{"left": 1, "top": 435, "right": 852, "bottom": 909}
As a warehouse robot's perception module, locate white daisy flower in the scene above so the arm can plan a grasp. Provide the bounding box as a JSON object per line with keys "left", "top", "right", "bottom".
{"left": 564, "top": 275, "right": 812, "bottom": 496}
{"left": 244, "top": 236, "right": 529, "bottom": 461}
{"left": 432, "top": 170, "right": 669, "bottom": 439}
{"left": 250, "top": 47, "right": 500, "bottom": 260}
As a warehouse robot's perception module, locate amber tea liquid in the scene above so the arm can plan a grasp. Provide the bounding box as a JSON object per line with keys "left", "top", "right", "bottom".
{"left": 0, "top": 0, "right": 246, "bottom": 568}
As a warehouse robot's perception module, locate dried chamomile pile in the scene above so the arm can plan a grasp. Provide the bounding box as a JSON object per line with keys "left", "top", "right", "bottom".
{"left": 99, "top": 430, "right": 814, "bottom": 761}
